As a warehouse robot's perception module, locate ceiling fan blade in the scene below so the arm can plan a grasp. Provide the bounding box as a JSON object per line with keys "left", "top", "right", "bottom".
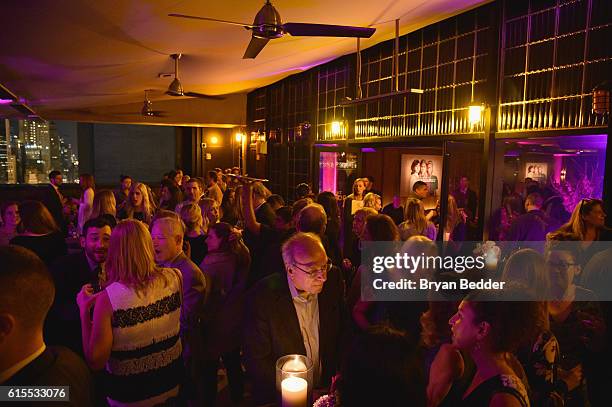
{"left": 183, "top": 91, "right": 225, "bottom": 100}
{"left": 168, "top": 14, "right": 253, "bottom": 28}
{"left": 243, "top": 37, "right": 269, "bottom": 59}
{"left": 282, "top": 23, "right": 375, "bottom": 38}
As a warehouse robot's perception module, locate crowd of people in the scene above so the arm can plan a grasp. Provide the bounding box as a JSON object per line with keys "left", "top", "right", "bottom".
{"left": 0, "top": 167, "right": 611, "bottom": 407}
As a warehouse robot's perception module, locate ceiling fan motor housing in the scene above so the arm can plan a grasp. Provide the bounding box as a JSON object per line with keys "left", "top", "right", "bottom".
{"left": 167, "top": 78, "right": 183, "bottom": 96}
{"left": 252, "top": 1, "right": 283, "bottom": 39}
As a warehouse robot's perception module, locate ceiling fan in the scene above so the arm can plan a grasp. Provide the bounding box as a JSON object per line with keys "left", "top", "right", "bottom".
{"left": 166, "top": 53, "right": 224, "bottom": 99}
{"left": 141, "top": 90, "right": 167, "bottom": 117}
{"left": 169, "top": 0, "right": 376, "bottom": 59}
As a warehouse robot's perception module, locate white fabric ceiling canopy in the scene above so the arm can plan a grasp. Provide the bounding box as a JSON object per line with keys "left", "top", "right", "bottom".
{"left": 0, "top": 0, "right": 488, "bottom": 126}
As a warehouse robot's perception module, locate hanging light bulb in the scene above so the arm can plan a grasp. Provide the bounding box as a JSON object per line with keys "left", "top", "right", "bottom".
{"left": 468, "top": 104, "right": 484, "bottom": 127}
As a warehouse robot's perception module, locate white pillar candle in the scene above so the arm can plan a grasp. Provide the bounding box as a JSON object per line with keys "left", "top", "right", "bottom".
{"left": 281, "top": 377, "right": 307, "bottom": 407}
{"left": 283, "top": 358, "right": 307, "bottom": 372}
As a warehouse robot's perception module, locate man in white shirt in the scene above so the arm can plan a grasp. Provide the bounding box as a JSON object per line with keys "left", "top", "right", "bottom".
{"left": 243, "top": 232, "right": 348, "bottom": 405}
{"left": 205, "top": 170, "right": 223, "bottom": 206}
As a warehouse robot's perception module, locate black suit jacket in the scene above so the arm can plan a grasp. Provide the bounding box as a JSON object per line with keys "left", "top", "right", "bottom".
{"left": 42, "top": 184, "right": 66, "bottom": 236}
{"left": 255, "top": 201, "right": 276, "bottom": 227}
{"left": 243, "top": 267, "right": 348, "bottom": 405}
{"left": 47, "top": 253, "right": 98, "bottom": 355}
{"left": 2, "top": 346, "right": 93, "bottom": 407}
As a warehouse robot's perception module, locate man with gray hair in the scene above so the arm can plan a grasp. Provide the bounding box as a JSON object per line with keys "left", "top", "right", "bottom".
{"left": 150, "top": 214, "right": 208, "bottom": 404}
{"left": 296, "top": 203, "right": 327, "bottom": 236}
{"left": 243, "top": 232, "right": 348, "bottom": 405}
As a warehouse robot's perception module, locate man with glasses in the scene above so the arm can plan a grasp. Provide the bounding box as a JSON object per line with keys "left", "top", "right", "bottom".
{"left": 243, "top": 232, "right": 348, "bottom": 405}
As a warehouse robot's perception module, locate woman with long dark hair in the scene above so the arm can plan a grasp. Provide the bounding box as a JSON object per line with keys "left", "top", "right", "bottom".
{"left": 199, "top": 222, "right": 251, "bottom": 406}
{"left": 442, "top": 289, "right": 537, "bottom": 406}
{"left": 10, "top": 200, "right": 66, "bottom": 265}
{"left": 317, "top": 191, "right": 342, "bottom": 266}
{"left": 0, "top": 201, "right": 20, "bottom": 245}
{"left": 159, "top": 179, "right": 183, "bottom": 211}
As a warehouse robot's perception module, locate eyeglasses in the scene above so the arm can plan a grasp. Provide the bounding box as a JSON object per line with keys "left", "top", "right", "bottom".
{"left": 292, "top": 259, "right": 332, "bottom": 277}
{"left": 548, "top": 261, "right": 579, "bottom": 271}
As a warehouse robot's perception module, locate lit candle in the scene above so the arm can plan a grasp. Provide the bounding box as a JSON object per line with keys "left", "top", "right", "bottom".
{"left": 283, "top": 357, "right": 307, "bottom": 372}
{"left": 484, "top": 248, "right": 499, "bottom": 271}
{"left": 281, "top": 377, "right": 307, "bottom": 407}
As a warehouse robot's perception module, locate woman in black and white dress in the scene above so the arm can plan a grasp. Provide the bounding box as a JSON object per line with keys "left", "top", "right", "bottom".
{"left": 77, "top": 219, "right": 183, "bottom": 406}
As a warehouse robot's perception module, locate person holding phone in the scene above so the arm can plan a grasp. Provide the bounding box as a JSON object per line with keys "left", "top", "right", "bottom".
{"left": 47, "top": 217, "right": 112, "bottom": 356}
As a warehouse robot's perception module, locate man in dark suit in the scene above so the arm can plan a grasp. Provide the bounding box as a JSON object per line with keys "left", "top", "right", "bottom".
{"left": 252, "top": 181, "right": 276, "bottom": 226}
{"left": 42, "top": 170, "right": 67, "bottom": 236}
{"left": 0, "top": 245, "right": 93, "bottom": 406}
{"left": 244, "top": 232, "right": 348, "bottom": 405}
{"left": 244, "top": 181, "right": 279, "bottom": 286}
{"left": 47, "top": 217, "right": 112, "bottom": 355}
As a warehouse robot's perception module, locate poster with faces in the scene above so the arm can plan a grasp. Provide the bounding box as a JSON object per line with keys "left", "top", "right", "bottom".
{"left": 525, "top": 163, "right": 547, "bottom": 181}
{"left": 400, "top": 154, "right": 443, "bottom": 209}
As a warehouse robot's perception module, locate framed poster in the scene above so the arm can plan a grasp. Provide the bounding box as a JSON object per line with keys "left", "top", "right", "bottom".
{"left": 400, "top": 154, "right": 443, "bottom": 209}
{"left": 525, "top": 162, "right": 547, "bottom": 181}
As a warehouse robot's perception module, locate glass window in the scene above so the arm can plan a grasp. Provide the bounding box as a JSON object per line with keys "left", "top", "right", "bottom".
{"left": 318, "top": 151, "right": 359, "bottom": 199}
{"left": 490, "top": 134, "right": 607, "bottom": 240}
{"left": 0, "top": 119, "right": 78, "bottom": 184}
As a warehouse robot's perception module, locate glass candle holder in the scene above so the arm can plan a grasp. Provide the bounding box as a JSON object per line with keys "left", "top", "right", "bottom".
{"left": 276, "top": 354, "right": 313, "bottom": 407}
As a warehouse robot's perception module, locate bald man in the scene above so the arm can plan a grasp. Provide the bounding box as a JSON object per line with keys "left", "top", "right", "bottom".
{"left": 296, "top": 203, "right": 327, "bottom": 237}
{"left": 243, "top": 232, "right": 348, "bottom": 405}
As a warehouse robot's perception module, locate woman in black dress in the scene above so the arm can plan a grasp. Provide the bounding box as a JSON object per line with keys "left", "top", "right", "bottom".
{"left": 117, "top": 182, "right": 154, "bottom": 225}
{"left": 444, "top": 288, "right": 537, "bottom": 407}
{"left": 10, "top": 200, "right": 67, "bottom": 265}
{"left": 180, "top": 202, "right": 208, "bottom": 266}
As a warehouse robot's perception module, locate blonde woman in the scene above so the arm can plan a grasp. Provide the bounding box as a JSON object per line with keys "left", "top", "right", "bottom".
{"left": 548, "top": 198, "right": 608, "bottom": 268}
{"left": 345, "top": 178, "right": 366, "bottom": 214}
{"left": 444, "top": 194, "right": 466, "bottom": 241}
{"left": 342, "top": 178, "right": 367, "bottom": 264}
{"left": 77, "top": 219, "right": 183, "bottom": 406}
{"left": 117, "top": 182, "right": 154, "bottom": 224}
{"left": 399, "top": 198, "right": 436, "bottom": 241}
{"left": 91, "top": 190, "right": 117, "bottom": 221}
{"left": 180, "top": 202, "right": 208, "bottom": 266}
{"left": 199, "top": 197, "right": 220, "bottom": 227}
{"left": 363, "top": 192, "right": 382, "bottom": 212}
{"left": 552, "top": 198, "right": 606, "bottom": 242}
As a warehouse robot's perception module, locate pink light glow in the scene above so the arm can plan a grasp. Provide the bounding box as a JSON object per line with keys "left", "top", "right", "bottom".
{"left": 552, "top": 155, "right": 562, "bottom": 184}
{"left": 319, "top": 152, "right": 338, "bottom": 194}
{"left": 0, "top": 99, "right": 13, "bottom": 104}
